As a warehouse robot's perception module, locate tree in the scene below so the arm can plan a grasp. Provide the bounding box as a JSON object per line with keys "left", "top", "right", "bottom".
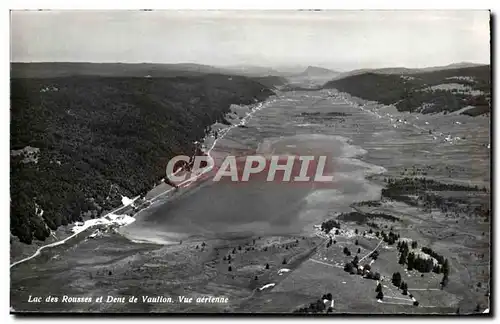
{"left": 282, "top": 258, "right": 287, "bottom": 265}
{"left": 400, "top": 282, "right": 408, "bottom": 295}
{"left": 411, "top": 241, "right": 417, "bottom": 249}
{"left": 228, "top": 266, "right": 232, "bottom": 272}
{"left": 440, "top": 274, "right": 449, "bottom": 288}
{"left": 357, "top": 248, "right": 361, "bottom": 254}
{"left": 399, "top": 249, "right": 408, "bottom": 265}
{"left": 352, "top": 256, "right": 359, "bottom": 267}
{"left": 316, "top": 299, "right": 326, "bottom": 312}
{"left": 355, "top": 229, "right": 359, "bottom": 235}
{"left": 326, "top": 293, "right": 332, "bottom": 301}
{"left": 376, "top": 283, "right": 382, "bottom": 293}
{"left": 254, "top": 276, "right": 258, "bottom": 280}
{"left": 265, "top": 263, "right": 270, "bottom": 270}
{"left": 227, "top": 254, "right": 232, "bottom": 261}
{"left": 443, "top": 259, "right": 450, "bottom": 276}
{"left": 392, "top": 272, "right": 402, "bottom": 287}
{"left": 407, "top": 252, "right": 415, "bottom": 271}
{"left": 374, "top": 272, "right": 381, "bottom": 280}
{"left": 344, "top": 262, "right": 355, "bottom": 273}
{"left": 376, "top": 290, "right": 384, "bottom": 300}
{"left": 413, "top": 301, "right": 419, "bottom": 306}
{"left": 355, "top": 239, "right": 359, "bottom": 245}
{"left": 335, "top": 229, "right": 340, "bottom": 235}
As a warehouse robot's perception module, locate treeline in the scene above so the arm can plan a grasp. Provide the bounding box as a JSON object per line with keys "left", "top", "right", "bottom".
{"left": 382, "top": 177, "right": 490, "bottom": 220}
{"left": 10, "top": 74, "right": 275, "bottom": 243}
{"left": 323, "top": 65, "right": 491, "bottom": 115}
{"left": 397, "top": 241, "right": 449, "bottom": 275}
{"left": 343, "top": 254, "right": 382, "bottom": 280}
{"left": 321, "top": 219, "right": 341, "bottom": 233}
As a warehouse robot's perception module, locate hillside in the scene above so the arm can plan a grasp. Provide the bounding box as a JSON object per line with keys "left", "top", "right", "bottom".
{"left": 10, "top": 72, "right": 275, "bottom": 244}
{"left": 323, "top": 65, "right": 491, "bottom": 116}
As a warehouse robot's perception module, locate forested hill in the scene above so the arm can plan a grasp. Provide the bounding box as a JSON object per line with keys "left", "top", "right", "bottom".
{"left": 10, "top": 62, "right": 288, "bottom": 89}
{"left": 323, "top": 65, "right": 491, "bottom": 116}
{"left": 10, "top": 72, "right": 276, "bottom": 244}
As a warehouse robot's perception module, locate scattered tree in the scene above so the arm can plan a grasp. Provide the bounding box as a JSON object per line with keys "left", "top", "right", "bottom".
{"left": 392, "top": 272, "right": 402, "bottom": 287}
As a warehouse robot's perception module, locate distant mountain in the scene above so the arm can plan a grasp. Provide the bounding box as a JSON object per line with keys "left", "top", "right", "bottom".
{"left": 10, "top": 62, "right": 225, "bottom": 78}
{"left": 10, "top": 62, "right": 287, "bottom": 88}
{"left": 220, "top": 65, "right": 283, "bottom": 77}
{"left": 299, "top": 65, "right": 339, "bottom": 77}
{"left": 332, "top": 62, "right": 488, "bottom": 81}
{"left": 323, "top": 65, "right": 491, "bottom": 116}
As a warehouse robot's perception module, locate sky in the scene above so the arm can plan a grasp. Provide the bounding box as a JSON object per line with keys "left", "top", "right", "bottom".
{"left": 10, "top": 10, "right": 491, "bottom": 71}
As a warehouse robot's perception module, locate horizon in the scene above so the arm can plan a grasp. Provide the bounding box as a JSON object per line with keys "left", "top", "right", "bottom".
{"left": 9, "top": 60, "right": 490, "bottom": 74}
{"left": 11, "top": 10, "right": 490, "bottom": 71}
